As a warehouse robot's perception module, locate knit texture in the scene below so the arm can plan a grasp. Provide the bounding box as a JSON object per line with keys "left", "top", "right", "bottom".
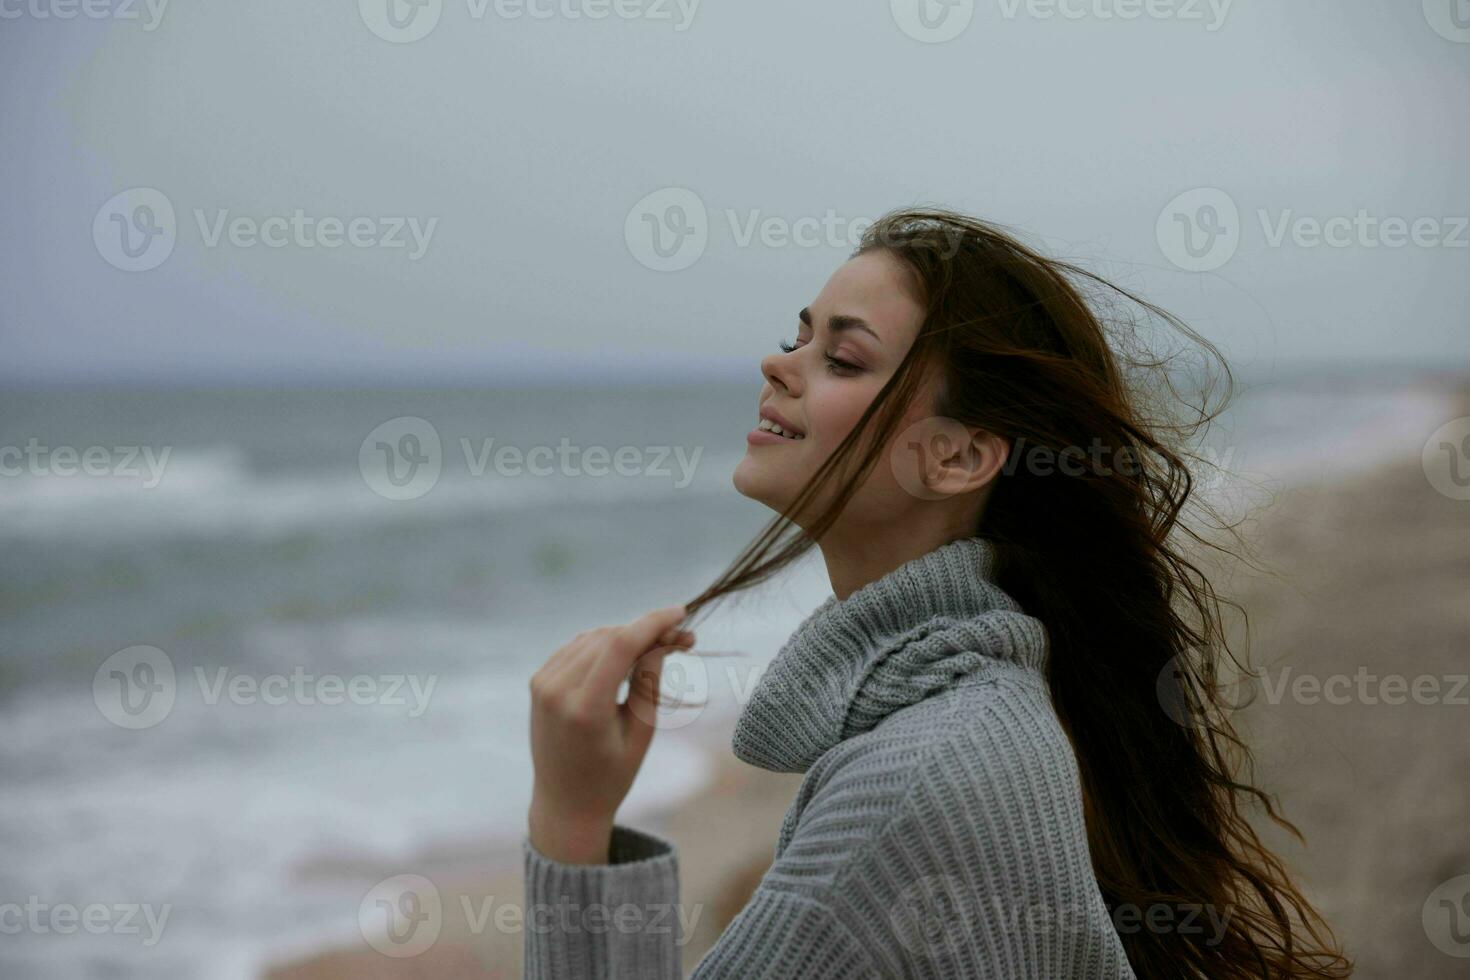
{"left": 523, "top": 536, "right": 1137, "bottom": 978}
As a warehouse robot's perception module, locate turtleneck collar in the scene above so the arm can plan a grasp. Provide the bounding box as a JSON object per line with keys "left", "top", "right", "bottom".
{"left": 731, "top": 536, "right": 1050, "bottom": 773}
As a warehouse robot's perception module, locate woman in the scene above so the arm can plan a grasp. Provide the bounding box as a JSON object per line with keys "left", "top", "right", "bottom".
{"left": 522, "top": 208, "right": 1352, "bottom": 978}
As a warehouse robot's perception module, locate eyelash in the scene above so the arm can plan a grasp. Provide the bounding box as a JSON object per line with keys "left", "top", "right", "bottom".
{"left": 778, "top": 339, "right": 860, "bottom": 374}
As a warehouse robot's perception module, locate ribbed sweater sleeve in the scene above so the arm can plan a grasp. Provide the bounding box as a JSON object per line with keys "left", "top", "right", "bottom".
{"left": 522, "top": 825, "right": 879, "bottom": 979}
{"left": 522, "top": 676, "right": 1133, "bottom": 979}
{"left": 523, "top": 825, "right": 685, "bottom": 979}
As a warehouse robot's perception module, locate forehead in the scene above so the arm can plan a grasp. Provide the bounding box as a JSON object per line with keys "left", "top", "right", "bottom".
{"left": 811, "top": 251, "right": 924, "bottom": 342}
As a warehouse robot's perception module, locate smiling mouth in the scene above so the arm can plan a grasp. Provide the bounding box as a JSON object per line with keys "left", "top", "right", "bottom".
{"left": 755, "top": 419, "right": 804, "bottom": 440}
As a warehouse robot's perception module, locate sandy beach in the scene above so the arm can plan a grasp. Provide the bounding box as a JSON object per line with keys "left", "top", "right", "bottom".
{"left": 266, "top": 382, "right": 1470, "bottom": 979}
{"left": 267, "top": 710, "right": 802, "bottom": 980}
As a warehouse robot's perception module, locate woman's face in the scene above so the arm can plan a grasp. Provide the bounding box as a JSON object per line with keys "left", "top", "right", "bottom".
{"left": 732, "top": 249, "right": 931, "bottom": 524}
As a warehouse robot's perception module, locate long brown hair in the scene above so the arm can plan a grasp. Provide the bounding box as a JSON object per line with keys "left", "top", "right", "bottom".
{"left": 681, "top": 207, "right": 1351, "bottom": 978}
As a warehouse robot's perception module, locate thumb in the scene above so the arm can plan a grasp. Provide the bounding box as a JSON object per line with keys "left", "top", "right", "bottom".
{"left": 624, "top": 649, "right": 668, "bottom": 751}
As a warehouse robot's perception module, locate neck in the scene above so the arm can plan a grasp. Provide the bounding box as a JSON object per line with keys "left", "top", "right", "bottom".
{"left": 818, "top": 517, "right": 982, "bottom": 601}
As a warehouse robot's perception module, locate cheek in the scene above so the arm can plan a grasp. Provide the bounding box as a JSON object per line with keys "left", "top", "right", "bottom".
{"left": 835, "top": 394, "right": 939, "bottom": 497}
{"left": 807, "top": 385, "right": 879, "bottom": 448}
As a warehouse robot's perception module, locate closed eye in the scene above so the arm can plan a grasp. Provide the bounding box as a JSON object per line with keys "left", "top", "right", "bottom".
{"left": 778, "top": 339, "right": 861, "bottom": 375}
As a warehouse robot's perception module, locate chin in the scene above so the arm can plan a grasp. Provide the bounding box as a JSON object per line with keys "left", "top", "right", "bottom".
{"left": 731, "top": 456, "right": 760, "bottom": 500}
{"left": 731, "top": 457, "right": 784, "bottom": 510}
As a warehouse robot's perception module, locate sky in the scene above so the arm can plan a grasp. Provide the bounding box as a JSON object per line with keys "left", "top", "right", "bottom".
{"left": 0, "top": 0, "right": 1466, "bottom": 386}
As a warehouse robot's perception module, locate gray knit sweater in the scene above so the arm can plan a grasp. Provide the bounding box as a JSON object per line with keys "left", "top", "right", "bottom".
{"left": 522, "top": 536, "right": 1137, "bottom": 978}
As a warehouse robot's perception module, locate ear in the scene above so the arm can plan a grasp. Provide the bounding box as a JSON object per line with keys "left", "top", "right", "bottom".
{"left": 890, "top": 416, "right": 1010, "bottom": 502}
{"left": 929, "top": 427, "right": 1009, "bottom": 497}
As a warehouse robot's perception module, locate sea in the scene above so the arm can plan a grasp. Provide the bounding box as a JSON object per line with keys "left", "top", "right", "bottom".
{"left": 0, "top": 370, "right": 1459, "bottom": 978}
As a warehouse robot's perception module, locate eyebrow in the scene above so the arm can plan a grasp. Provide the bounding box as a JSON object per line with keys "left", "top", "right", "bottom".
{"left": 798, "top": 308, "right": 882, "bottom": 345}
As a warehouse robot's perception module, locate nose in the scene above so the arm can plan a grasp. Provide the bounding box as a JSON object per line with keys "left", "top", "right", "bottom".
{"left": 760, "top": 349, "right": 802, "bottom": 398}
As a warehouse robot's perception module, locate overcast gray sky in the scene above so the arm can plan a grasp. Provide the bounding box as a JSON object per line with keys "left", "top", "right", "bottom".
{"left": 1, "top": 0, "right": 1466, "bottom": 385}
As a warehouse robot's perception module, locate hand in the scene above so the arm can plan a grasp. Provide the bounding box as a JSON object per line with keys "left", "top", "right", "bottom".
{"left": 527, "top": 604, "right": 695, "bottom": 864}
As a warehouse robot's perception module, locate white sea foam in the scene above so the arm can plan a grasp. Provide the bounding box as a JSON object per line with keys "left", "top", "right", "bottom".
{"left": 0, "top": 613, "right": 719, "bottom": 980}
{"left": 0, "top": 445, "right": 751, "bottom": 541}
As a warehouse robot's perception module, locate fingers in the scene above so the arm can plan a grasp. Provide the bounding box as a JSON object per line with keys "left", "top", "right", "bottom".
{"left": 588, "top": 605, "right": 689, "bottom": 693}
{"left": 530, "top": 610, "right": 695, "bottom": 718}
{"left": 541, "top": 626, "right": 612, "bottom": 688}
{"left": 622, "top": 649, "right": 667, "bottom": 752}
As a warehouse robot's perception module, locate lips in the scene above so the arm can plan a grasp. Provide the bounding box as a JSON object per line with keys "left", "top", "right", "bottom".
{"left": 758, "top": 405, "right": 805, "bottom": 438}
{"left": 755, "top": 420, "right": 802, "bottom": 440}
